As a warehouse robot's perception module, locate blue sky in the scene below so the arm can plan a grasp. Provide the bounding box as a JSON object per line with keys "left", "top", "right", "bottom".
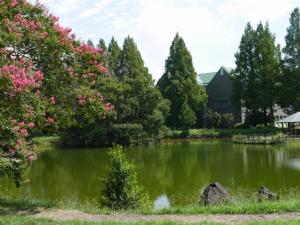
{"left": 30, "top": 0, "right": 299, "bottom": 81}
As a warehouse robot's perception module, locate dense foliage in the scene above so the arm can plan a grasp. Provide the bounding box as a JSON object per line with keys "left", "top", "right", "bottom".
{"left": 157, "top": 33, "right": 207, "bottom": 130}
{"left": 61, "top": 37, "right": 169, "bottom": 147}
{"left": 0, "top": 0, "right": 109, "bottom": 186}
{"left": 232, "top": 22, "right": 281, "bottom": 126}
{"left": 100, "top": 145, "right": 148, "bottom": 210}
{"left": 279, "top": 8, "right": 300, "bottom": 113}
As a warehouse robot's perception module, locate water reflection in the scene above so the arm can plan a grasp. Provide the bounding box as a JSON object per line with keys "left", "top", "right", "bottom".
{"left": 285, "top": 158, "right": 300, "bottom": 170}
{"left": 154, "top": 194, "right": 170, "bottom": 209}
{"left": 1, "top": 140, "right": 300, "bottom": 206}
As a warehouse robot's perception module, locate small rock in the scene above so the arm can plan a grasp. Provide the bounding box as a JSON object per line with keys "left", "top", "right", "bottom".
{"left": 200, "top": 182, "right": 230, "bottom": 205}
{"left": 258, "top": 186, "right": 278, "bottom": 201}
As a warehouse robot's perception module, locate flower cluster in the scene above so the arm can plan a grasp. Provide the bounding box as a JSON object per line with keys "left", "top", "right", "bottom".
{"left": 0, "top": 65, "right": 43, "bottom": 94}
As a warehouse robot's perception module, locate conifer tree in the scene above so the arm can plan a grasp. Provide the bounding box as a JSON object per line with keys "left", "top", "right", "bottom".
{"left": 279, "top": 8, "right": 300, "bottom": 112}
{"left": 84, "top": 36, "right": 170, "bottom": 146}
{"left": 233, "top": 23, "right": 281, "bottom": 126}
{"left": 108, "top": 37, "right": 121, "bottom": 76}
{"left": 87, "top": 39, "right": 94, "bottom": 47}
{"left": 116, "top": 36, "right": 151, "bottom": 81}
{"left": 157, "top": 33, "right": 207, "bottom": 129}
{"left": 98, "top": 38, "right": 107, "bottom": 52}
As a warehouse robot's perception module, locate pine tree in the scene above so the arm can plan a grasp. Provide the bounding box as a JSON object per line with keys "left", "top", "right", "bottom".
{"left": 280, "top": 8, "right": 300, "bottom": 112}
{"left": 157, "top": 33, "right": 207, "bottom": 129}
{"left": 233, "top": 23, "right": 281, "bottom": 126}
{"left": 108, "top": 37, "right": 121, "bottom": 76}
{"left": 87, "top": 39, "right": 94, "bottom": 47}
{"left": 116, "top": 36, "right": 150, "bottom": 81}
{"left": 100, "top": 145, "right": 148, "bottom": 210}
{"left": 95, "top": 36, "right": 170, "bottom": 145}
{"left": 254, "top": 22, "right": 281, "bottom": 125}
{"left": 98, "top": 38, "right": 107, "bottom": 52}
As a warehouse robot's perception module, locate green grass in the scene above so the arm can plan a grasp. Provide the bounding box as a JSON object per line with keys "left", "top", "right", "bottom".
{"left": 146, "top": 200, "right": 300, "bottom": 215}
{"left": 31, "top": 136, "right": 60, "bottom": 153}
{"left": 165, "top": 128, "right": 281, "bottom": 139}
{"left": 2, "top": 195, "right": 300, "bottom": 216}
{"left": 1, "top": 216, "right": 300, "bottom": 225}
{"left": 0, "top": 197, "right": 54, "bottom": 210}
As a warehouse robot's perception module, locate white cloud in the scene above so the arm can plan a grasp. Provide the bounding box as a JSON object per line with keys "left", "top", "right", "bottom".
{"left": 30, "top": 0, "right": 300, "bottom": 81}
{"left": 79, "top": 0, "right": 111, "bottom": 18}
{"left": 217, "top": 0, "right": 296, "bottom": 24}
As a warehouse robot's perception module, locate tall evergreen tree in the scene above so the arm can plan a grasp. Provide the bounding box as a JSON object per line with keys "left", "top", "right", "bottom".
{"left": 157, "top": 33, "right": 207, "bottom": 129}
{"left": 232, "top": 23, "right": 257, "bottom": 124}
{"left": 233, "top": 23, "right": 281, "bottom": 126}
{"left": 108, "top": 37, "right": 121, "bottom": 76}
{"left": 75, "top": 36, "right": 170, "bottom": 146}
{"left": 87, "top": 39, "right": 94, "bottom": 47}
{"left": 116, "top": 36, "right": 151, "bottom": 81}
{"left": 279, "top": 8, "right": 300, "bottom": 112}
{"left": 98, "top": 38, "right": 107, "bottom": 52}
{"left": 254, "top": 23, "right": 281, "bottom": 125}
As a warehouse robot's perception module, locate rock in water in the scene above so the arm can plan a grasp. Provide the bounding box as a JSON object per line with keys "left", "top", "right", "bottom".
{"left": 258, "top": 186, "right": 277, "bottom": 201}
{"left": 200, "top": 182, "right": 230, "bottom": 205}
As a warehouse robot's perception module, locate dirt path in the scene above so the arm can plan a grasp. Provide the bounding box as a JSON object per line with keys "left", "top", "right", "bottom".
{"left": 32, "top": 209, "right": 300, "bottom": 224}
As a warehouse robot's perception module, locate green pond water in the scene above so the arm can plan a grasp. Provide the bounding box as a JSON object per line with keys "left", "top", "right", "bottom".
{"left": 1, "top": 139, "right": 300, "bottom": 207}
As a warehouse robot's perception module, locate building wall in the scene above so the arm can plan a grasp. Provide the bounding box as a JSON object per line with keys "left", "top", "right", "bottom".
{"left": 205, "top": 68, "right": 241, "bottom": 123}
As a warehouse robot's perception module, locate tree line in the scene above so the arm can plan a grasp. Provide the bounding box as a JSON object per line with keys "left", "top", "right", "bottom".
{"left": 232, "top": 8, "right": 300, "bottom": 126}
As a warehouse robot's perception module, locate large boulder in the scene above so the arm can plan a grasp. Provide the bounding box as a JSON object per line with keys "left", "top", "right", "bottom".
{"left": 258, "top": 186, "right": 278, "bottom": 201}
{"left": 200, "top": 182, "right": 230, "bottom": 205}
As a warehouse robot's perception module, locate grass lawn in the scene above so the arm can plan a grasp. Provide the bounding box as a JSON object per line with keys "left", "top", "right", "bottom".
{"left": 1, "top": 215, "right": 300, "bottom": 225}
{"left": 165, "top": 128, "right": 281, "bottom": 139}
{"left": 1, "top": 196, "right": 300, "bottom": 215}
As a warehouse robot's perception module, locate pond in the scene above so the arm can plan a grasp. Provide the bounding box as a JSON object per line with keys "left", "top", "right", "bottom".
{"left": 1, "top": 139, "right": 300, "bottom": 207}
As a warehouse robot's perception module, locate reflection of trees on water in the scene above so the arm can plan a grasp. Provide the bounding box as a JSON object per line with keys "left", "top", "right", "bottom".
{"left": 2, "top": 141, "right": 300, "bottom": 206}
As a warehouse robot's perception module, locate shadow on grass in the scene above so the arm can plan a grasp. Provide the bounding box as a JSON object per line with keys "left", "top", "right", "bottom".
{"left": 0, "top": 197, "right": 55, "bottom": 216}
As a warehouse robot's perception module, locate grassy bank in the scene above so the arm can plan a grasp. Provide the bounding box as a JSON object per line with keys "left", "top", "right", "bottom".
{"left": 164, "top": 128, "right": 281, "bottom": 139}
{"left": 31, "top": 136, "right": 60, "bottom": 153}
{"left": 1, "top": 195, "right": 300, "bottom": 215}
{"left": 1, "top": 216, "right": 300, "bottom": 225}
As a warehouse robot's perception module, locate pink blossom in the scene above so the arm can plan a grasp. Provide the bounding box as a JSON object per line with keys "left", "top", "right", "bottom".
{"left": 17, "top": 139, "right": 23, "bottom": 145}
{"left": 29, "top": 20, "right": 36, "bottom": 31}
{"left": 20, "top": 129, "right": 28, "bottom": 137}
{"left": 15, "top": 139, "right": 23, "bottom": 150}
{"left": 105, "top": 103, "right": 114, "bottom": 111}
{"left": 0, "top": 66, "right": 43, "bottom": 92}
{"left": 78, "top": 96, "right": 86, "bottom": 105}
{"left": 36, "top": 21, "right": 42, "bottom": 29}
{"left": 13, "top": 126, "right": 20, "bottom": 133}
{"left": 27, "top": 122, "right": 35, "bottom": 129}
{"left": 47, "top": 117, "right": 55, "bottom": 124}
{"left": 96, "top": 64, "right": 108, "bottom": 74}
{"left": 40, "top": 32, "right": 48, "bottom": 39}
{"left": 15, "top": 14, "right": 22, "bottom": 24}
{"left": 50, "top": 96, "right": 56, "bottom": 104}
{"left": 18, "top": 121, "right": 25, "bottom": 127}
{"left": 10, "top": 0, "right": 17, "bottom": 7}
{"left": 28, "top": 154, "right": 36, "bottom": 162}
{"left": 34, "top": 71, "right": 44, "bottom": 80}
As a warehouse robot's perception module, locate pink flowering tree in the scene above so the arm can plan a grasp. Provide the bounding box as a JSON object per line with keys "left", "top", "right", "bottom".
{"left": 0, "top": 0, "right": 111, "bottom": 186}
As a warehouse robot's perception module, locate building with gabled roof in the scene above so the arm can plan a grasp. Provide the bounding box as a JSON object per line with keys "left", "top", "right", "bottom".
{"left": 197, "top": 66, "right": 242, "bottom": 126}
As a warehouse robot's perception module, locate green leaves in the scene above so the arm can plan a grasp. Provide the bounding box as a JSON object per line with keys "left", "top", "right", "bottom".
{"left": 100, "top": 145, "right": 148, "bottom": 210}
{"left": 279, "top": 8, "right": 300, "bottom": 112}
{"left": 233, "top": 22, "right": 281, "bottom": 126}
{"left": 157, "top": 33, "right": 207, "bottom": 129}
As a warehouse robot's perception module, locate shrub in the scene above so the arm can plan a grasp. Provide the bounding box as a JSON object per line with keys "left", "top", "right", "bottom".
{"left": 100, "top": 145, "right": 148, "bottom": 210}
{"left": 220, "top": 113, "right": 234, "bottom": 128}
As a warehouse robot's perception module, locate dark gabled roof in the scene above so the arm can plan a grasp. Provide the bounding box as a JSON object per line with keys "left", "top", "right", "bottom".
{"left": 197, "top": 66, "right": 233, "bottom": 86}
